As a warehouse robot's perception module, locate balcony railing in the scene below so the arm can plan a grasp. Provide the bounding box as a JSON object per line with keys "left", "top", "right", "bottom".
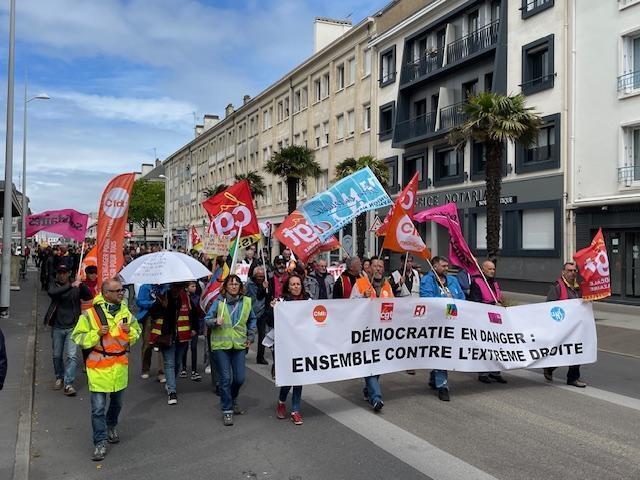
{"left": 395, "top": 112, "right": 437, "bottom": 142}
{"left": 400, "top": 51, "right": 444, "bottom": 84}
{"left": 439, "top": 102, "right": 468, "bottom": 130}
{"left": 618, "top": 165, "right": 640, "bottom": 185}
{"left": 618, "top": 70, "right": 640, "bottom": 92}
{"left": 446, "top": 21, "right": 500, "bottom": 64}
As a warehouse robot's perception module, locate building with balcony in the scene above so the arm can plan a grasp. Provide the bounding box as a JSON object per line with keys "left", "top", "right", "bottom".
{"left": 571, "top": 0, "right": 640, "bottom": 304}
{"left": 371, "top": 0, "right": 569, "bottom": 293}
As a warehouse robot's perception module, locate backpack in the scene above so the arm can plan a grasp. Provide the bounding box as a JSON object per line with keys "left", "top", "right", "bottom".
{"left": 81, "top": 306, "right": 113, "bottom": 363}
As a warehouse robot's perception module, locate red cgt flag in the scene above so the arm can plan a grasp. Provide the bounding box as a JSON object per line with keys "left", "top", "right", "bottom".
{"left": 377, "top": 172, "right": 419, "bottom": 236}
{"left": 573, "top": 228, "right": 611, "bottom": 300}
{"left": 201, "top": 180, "right": 260, "bottom": 239}
{"left": 274, "top": 210, "right": 340, "bottom": 264}
{"left": 381, "top": 199, "right": 430, "bottom": 260}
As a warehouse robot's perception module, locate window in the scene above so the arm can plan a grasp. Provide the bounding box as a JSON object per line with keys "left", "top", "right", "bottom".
{"left": 363, "top": 104, "right": 371, "bottom": 131}
{"left": 294, "top": 133, "right": 300, "bottom": 145}
{"left": 434, "top": 146, "right": 464, "bottom": 186}
{"left": 277, "top": 101, "right": 284, "bottom": 122}
{"left": 322, "top": 73, "right": 330, "bottom": 98}
{"left": 302, "top": 130, "right": 308, "bottom": 148}
{"left": 277, "top": 182, "right": 284, "bottom": 203}
{"left": 467, "top": 10, "right": 479, "bottom": 34}
{"left": 322, "top": 121, "right": 330, "bottom": 145}
{"left": 619, "top": 34, "right": 640, "bottom": 93}
{"left": 336, "top": 63, "right": 345, "bottom": 90}
{"left": 379, "top": 46, "right": 396, "bottom": 86}
{"left": 379, "top": 102, "right": 395, "bottom": 141}
{"left": 314, "top": 79, "right": 321, "bottom": 102}
{"left": 347, "top": 57, "right": 356, "bottom": 85}
{"left": 471, "top": 141, "right": 507, "bottom": 180}
{"left": 521, "top": 0, "right": 554, "bottom": 19}
{"left": 301, "top": 87, "right": 308, "bottom": 108}
{"left": 263, "top": 108, "right": 272, "bottom": 130}
{"left": 521, "top": 35, "right": 555, "bottom": 95}
{"left": 293, "top": 90, "right": 301, "bottom": 113}
{"left": 484, "top": 72, "right": 494, "bottom": 92}
{"left": 384, "top": 156, "right": 399, "bottom": 193}
{"left": 265, "top": 185, "right": 273, "bottom": 206}
{"left": 462, "top": 79, "right": 478, "bottom": 100}
{"left": 475, "top": 213, "right": 502, "bottom": 250}
{"left": 621, "top": 126, "right": 640, "bottom": 185}
{"left": 284, "top": 98, "right": 289, "bottom": 118}
{"left": 315, "top": 170, "right": 328, "bottom": 193}
{"left": 522, "top": 209, "right": 554, "bottom": 249}
{"left": 491, "top": 0, "right": 501, "bottom": 21}
{"left": 516, "top": 113, "right": 560, "bottom": 173}
{"left": 347, "top": 110, "right": 355, "bottom": 136}
{"left": 403, "top": 151, "right": 427, "bottom": 189}
{"left": 314, "top": 125, "right": 321, "bottom": 148}
{"left": 363, "top": 48, "right": 372, "bottom": 77}
{"left": 336, "top": 114, "right": 345, "bottom": 140}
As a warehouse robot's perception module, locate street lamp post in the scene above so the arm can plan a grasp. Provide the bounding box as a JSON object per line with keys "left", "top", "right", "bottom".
{"left": 20, "top": 72, "right": 50, "bottom": 256}
{"left": 158, "top": 174, "right": 169, "bottom": 249}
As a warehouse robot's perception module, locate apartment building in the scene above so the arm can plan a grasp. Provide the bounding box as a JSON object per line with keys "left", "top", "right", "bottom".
{"left": 370, "top": 0, "right": 568, "bottom": 293}
{"left": 570, "top": 0, "right": 640, "bottom": 304}
{"left": 163, "top": 17, "right": 376, "bottom": 256}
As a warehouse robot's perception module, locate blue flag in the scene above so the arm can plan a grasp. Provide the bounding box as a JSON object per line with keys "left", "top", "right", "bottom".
{"left": 299, "top": 167, "right": 392, "bottom": 242}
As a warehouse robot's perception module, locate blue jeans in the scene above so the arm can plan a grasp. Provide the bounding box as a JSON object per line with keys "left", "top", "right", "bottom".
{"left": 91, "top": 390, "right": 124, "bottom": 445}
{"left": 363, "top": 375, "right": 382, "bottom": 406}
{"left": 430, "top": 370, "right": 448, "bottom": 389}
{"left": 51, "top": 327, "right": 78, "bottom": 386}
{"left": 211, "top": 349, "right": 246, "bottom": 413}
{"left": 279, "top": 386, "right": 303, "bottom": 412}
{"left": 160, "top": 341, "right": 188, "bottom": 394}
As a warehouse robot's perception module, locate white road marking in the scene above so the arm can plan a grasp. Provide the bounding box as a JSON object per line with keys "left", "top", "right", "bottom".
{"left": 247, "top": 364, "right": 498, "bottom": 480}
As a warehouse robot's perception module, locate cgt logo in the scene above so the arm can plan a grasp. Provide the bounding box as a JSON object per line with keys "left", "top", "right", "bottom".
{"left": 445, "top": 304, "right": 458, "bottom": 319}
{"left": 380, "top": 302, "right": 394, "bottom": 322}
{"left": 488, "top": 312, "right": 502, "bottom": 325}
{"left": 102, "top": 187, "right": 130, "bottom": 219}
{"left": 312, "top": 305, "right": 328, "bottom": 325}
{"left": 413, "top": 304, "right": 427, "bottom": 317}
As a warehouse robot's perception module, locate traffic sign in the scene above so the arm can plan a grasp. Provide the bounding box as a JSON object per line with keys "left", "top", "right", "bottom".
{"left": 369, "top": 216, "right": 382, "bottom": 232}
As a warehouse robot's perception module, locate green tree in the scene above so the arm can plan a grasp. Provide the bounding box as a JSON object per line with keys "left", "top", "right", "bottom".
{"left": 235, "top": 171, "right": 266, "bottom": 199}
{"left": 265, "top": 145, "right": 322, "bottom": 214}
{"left": 334, "top": 156, "right": 389, "bottom": 258}
{"left": 128, "top": 179, "right": 165, "bottom": 243}
{"left": 201, "top": 184, "right": 228, "bottom": 199}
{"left": 449, "top": 92, "right": 541, "bottom": 262}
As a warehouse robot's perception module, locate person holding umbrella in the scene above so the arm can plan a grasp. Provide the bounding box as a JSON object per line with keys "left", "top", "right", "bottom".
{"left": 204, "top": 274, "right": 256, "bottom": 426}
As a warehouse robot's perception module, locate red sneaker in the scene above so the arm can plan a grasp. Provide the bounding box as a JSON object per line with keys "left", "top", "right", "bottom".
{"left": 290, "top": 411, "right": 303, "bottom": 425}
{"left": 276, "top": 402, "right": 286, "bottom": 419}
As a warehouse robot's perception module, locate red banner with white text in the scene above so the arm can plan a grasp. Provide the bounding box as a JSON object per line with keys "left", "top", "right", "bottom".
{"left": 573, "top": 228, "right": 611, "bottom": 300}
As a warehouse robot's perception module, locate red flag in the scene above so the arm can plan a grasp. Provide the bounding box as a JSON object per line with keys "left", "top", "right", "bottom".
{"left": 274, "top": 210, "right": 340, "bottom": 264}
{"left": 201, "top": 180, "right": 259, "bottom": 239}
{"left": 573, "top": 228, "right": 611, "bottom": 300}
{"left": 413, "top": 202, "right": 480, "bottom": 276}
{"left": 97, "top": 173, "right": 136, "bottom": 287}
{"left": 377, "top": 172, "right": 419, "bottom": 236}
{"left": 190, "top": 226, "right": 203, "bottom": 251}
{"left": 381, "top": 200, "right": 430, "bottom": 260}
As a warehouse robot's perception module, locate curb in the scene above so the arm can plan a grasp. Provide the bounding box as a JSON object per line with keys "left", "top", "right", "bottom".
{"left": 12, "top": 276, "right": 38, "bottom": 480}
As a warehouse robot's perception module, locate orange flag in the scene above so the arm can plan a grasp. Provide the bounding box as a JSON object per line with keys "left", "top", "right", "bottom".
{"left": 382, "top": 198, "right": 431, "bottom": 260}
{"left": 79, "top": 245, "right": 98, "bottom": 281}
{"left": 377, "top": 172, "right": 419, "bottom": 236}
{"left": 96, "top": 173, "right": 136, "bottom": 287}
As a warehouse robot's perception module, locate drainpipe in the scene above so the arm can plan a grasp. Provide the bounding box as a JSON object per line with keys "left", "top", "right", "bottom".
{"left": 564, "top": 0, "right": 577, "bottom": 257}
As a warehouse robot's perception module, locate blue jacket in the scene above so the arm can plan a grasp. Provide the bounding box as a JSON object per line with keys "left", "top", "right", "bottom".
{"left": 419, "top": 271, "right": 465, "bottom": 300}
{"left": 136, "top": 284, "right": 169, "bottom": 320}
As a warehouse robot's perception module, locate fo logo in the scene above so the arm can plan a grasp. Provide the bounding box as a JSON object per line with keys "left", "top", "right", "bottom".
{"left": 380, "top": 303, "right": 394, "bottom": 322}
{"left": 445, "top": 304, "right": 458, "bottom": 319}
{"left": 103, "top": 187, "right": 130, "bottom": 219}
{"left": 312, "top": 305, "right": 328, "bottom": 325}
{"left": 550, "top": 307, "right": 565, "bottom": 322}
{"left": 414, "top": 304, "right": 427, "bottom": 317}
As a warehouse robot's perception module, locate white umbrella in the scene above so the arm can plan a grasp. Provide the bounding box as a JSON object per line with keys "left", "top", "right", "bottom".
{"left": 118, "top": 251, "right": 212, "bottom": 285}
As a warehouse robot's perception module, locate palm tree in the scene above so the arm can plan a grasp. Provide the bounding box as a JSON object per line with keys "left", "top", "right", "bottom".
{"left": 449, "top": 92, "right": 541, "bottom": 262}
{"left": 334, "top": 156, "right": 389, "bottom": 258}
{"left": 234, "top": 171, "right": 266, "bottom": 199}
{"left": 201, "top": 184, "right": 228, "bottom": 200}
{"left": 265, "top": 145, "right": 322, "bottom": 214}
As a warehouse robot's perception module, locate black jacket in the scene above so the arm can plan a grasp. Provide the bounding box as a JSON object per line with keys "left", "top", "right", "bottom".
{"left": 0, "top": 327, "right": 7, "bottom": 390}
{"left": 47, "top": 281, "right": 93, "bottom": 329}
{"left": 150, "top": 294, "right": 199, "bottom": 337}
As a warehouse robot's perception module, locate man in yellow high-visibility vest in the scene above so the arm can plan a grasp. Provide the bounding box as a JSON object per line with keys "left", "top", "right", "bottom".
{"left": 72, "top": 278, "right": 141, "bottom": 461}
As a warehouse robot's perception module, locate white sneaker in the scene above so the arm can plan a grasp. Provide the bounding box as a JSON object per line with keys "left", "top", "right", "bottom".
{"left": 158, "top": 373, "right": 166, "bottom": 384}
{"left": 141, "top": 372, "right": 150, "bottom": 379}
{"left": 204, "top": 365, "right": 211, "bottom": 375}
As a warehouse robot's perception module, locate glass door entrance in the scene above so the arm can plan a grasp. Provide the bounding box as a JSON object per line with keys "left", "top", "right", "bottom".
{"left": 603, "top": 230, "right": 640, "bottom": 302}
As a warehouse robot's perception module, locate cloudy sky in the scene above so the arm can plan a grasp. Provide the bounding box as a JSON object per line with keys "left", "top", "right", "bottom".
{"left": 0, "top": 0, "right": 389, "bottom": 214}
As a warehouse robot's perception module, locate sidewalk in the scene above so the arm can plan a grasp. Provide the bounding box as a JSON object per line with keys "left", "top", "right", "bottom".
{"left": 0, "top": 273, "right": 39, "bottom": 479}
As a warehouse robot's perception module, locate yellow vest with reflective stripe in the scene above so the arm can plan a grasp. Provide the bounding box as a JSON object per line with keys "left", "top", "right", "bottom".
{"left": 210, "top": 297, "right": 252, "bottom": 351}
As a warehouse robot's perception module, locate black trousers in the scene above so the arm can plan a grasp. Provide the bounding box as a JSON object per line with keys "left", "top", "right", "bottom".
{"left": 256, "top": 315, "right": 267, "bottom": 361}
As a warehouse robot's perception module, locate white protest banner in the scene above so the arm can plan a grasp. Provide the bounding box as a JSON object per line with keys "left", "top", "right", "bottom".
{"left": 327, "top": 264, "right": 345, "bottom": 280}
{"left": 274, "top": 298, "right": 596, "bottom": 386}
{"left": 203, "top": 234, "right": 231, "bottom": 257}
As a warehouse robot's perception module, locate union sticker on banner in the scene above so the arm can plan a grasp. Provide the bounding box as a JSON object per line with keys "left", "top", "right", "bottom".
{"left": 299, "top": 167, "right": 392, "bottom": 242}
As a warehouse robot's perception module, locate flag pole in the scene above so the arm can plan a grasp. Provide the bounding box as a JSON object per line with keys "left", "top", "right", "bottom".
{"left": 76, "top": 241, "right": 86, "bottom": 280}
{"left": 471, "top": 254, "right": 499, "bottom": 305}
{"left": 259, "top": 235, "right": 268, "bottom": 293}
{"left": 402, "top": 252, "right": 409, "bottom": 277}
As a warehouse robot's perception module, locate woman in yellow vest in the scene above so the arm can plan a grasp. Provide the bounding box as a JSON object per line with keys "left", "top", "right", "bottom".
{"left": 204, "top": 274, "right": 256, "bottom": 426}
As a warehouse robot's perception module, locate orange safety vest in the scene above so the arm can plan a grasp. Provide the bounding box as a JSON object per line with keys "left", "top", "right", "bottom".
{"left": 85, "top": 306, "right": 130, "bottom": 370}
{"left": 149, "top": 291, "right": 192, "bottom": 345}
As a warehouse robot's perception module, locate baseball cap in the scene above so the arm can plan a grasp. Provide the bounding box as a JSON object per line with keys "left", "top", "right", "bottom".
{"left": 85, "top": 265, "right": 98, "bottom": 275}
{"left": 56, "top": 264, "right": 70, "bottom": 273}
{"left": 274, "top": 255, "right": 286, "bottom": 264}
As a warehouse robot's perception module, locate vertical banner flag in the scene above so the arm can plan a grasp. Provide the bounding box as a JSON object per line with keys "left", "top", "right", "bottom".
{"left": 573, "top": 228, "right": 611, "bottom": 300}
{"left": 201, "top": 180, "right": 259, "bottom": 240}
{"left": 377, "top": 172, "right": 419, "bottom": 237}
{"left": 381, "top": 199, "right": 431, "bottom": 259}
{"left": 274, "top": 210, "right": 341, "bottom": 264}
{"left": 413, "top": 202, "right": 480, "bottom": 276}
{"left": 300, "top": 167, "right": 392, "bottom": 242}
{"left": 26, "top": 209, "right": 89, "bottom": 242}
{"left": 190, "top": 226, "right": 204, "bottom": 251}
{"left": 97, "top": 173, "right": 136, "bottom": 286}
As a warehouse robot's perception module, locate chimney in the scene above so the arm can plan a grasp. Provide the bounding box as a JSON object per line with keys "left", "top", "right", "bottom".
{"left": 195, "top": 124, "right": 204, "bottom": 136}
{"left": 203, "top": 114, "right": 220, "bottom": 131}
{"left": 225, "top": 103, "right": 234, "bottom": 117}
{"left": 141, "top": 163, "right": 153, "bottom": 177}
{"left": 155, "top": 158, "right": 161, "bottom": 166}
{"left": 243, "top": 95, "right": 251, "bottom": 105}
{"left": 314, "top": 17, "right": 352, "bottom": 53}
